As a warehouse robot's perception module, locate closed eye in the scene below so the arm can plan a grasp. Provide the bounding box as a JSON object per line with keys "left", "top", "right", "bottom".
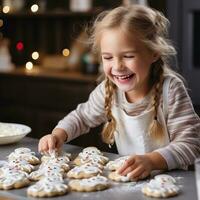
{"left": 102, "top": 56, "right": 112, "bottom": 60}
{"left": 124, "top": 55, "right": 135, "bottom": 58}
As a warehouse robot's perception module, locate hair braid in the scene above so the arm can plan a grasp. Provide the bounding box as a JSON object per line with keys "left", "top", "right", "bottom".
{"left": 101, "top": 78, "right": 116, "bottom": 146}
{"left": 149, "top": 60, "right": 165, "bottom": 143}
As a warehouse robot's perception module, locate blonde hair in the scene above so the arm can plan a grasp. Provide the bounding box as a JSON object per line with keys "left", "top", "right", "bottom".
{"left": 89, "top": 5, "right": 178, "bottom": 145}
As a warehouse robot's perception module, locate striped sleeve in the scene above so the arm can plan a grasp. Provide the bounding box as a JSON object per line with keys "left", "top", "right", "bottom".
{"left": 156, "top": 77, "right": 200, "bottom": 170}
{"left": 55, "top": 81, "right": 106, "bottom": 142}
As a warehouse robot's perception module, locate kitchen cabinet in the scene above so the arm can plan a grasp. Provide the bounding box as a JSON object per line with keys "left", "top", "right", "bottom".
{"left": 0, "top": 68, "right": 109, "bottom": 149}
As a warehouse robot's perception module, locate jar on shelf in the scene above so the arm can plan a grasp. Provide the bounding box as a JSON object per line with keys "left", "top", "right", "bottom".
{"left": 69, "top": 0, "right": 92, "bottom": 12}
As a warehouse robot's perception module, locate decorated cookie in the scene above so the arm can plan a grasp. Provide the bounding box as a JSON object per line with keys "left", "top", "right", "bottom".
{"left": 8, "top": 147, "right": 40, "bottom": 165}
{"left": 69, "top": 175, "right": 109, "bottom": 192}
{"left": 80, "top": 161, "right": 104, "bottom": 170}
{"left": 67, "top": 164, "right": 102, "bottom": 179}
{"left": 142, "top": 178, "right": 180, "bottom": 198}
{"left": 82, "top": 147, "right": 103, "bottom": 155}
{"left": 0, "top": 167, "right": 30, "bottom": 190}
{"left": 108, "top": 171, "right": 132, "bottom": 182}
{"left": 8, "top": 159, "right": 34, "bottom": 173}
{"left": 105, "top": 156, "right": 129, "bottom": 171}
{"left": 41, "top": 157, "right": 70, "bottom": 172}
{"left": 73, "top": 146, "right": 109, "bottom": 166}
{"left": 41, "top": 151, "right": 71, "bottom": 163}
{"left": 29, "top": 163, "right": 66, "bottom": 181}
{"left": 74, "top": 153, "right": 109, "bottom": 166}
{"left": 154, "top": 174, "right": 176, "bottom": 184}
{"left": 27, "top": 176, "right": 68, "bottom": 197}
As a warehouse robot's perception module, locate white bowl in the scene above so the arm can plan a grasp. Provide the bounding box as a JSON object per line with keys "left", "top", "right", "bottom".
{"left": 0, "top": 122, "right": 31, "bottom": 145}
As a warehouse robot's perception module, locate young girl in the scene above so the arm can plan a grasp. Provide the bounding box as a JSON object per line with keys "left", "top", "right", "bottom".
{"left": 38, "top": 5, "right": 200, "bottom": 180}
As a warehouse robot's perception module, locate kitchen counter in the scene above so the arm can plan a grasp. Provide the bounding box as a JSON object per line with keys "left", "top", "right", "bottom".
{"left": 0, "top": 137, "right": 198, "bottom": 200}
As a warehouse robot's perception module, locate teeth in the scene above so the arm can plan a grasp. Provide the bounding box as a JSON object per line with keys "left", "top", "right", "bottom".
{"left": 115, "top": 74, "right": 132, "bottom": 79}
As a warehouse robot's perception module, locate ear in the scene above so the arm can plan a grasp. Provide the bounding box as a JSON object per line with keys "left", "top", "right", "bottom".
{"left": 152, "top": 52, "right": 160, "bottom": 63}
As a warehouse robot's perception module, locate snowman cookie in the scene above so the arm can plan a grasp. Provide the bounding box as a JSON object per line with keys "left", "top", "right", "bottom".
{"left": 27, "top": 176, "right": 68, "bottom": 197}
{"left": 8, "top": 147, "right": 40, "bottom": 165}
{"left": 67, "top": 164, "right": 102, "bottom": 179}
{"left": 69, "top": 175, "right": 109, "bottom": 192}
{"left": 0, "top": 167, "right": 30, "bottom": 190}
{"left": 105, "top": 156, "right": 129, "bottom": 171}
{"left": 142, "top": 174, "right": 180, "bottom": 198}
{"left": 108, "top": 171, "right": 132, "bottom": 182}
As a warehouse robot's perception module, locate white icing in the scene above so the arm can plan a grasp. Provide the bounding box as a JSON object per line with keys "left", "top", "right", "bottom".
{"left": 143, "top": 179, "right": 180, "bottom": 197}
{"left": 154, "top": 174, "right": 176, "bottom": 184}
{"left": 82, "top": 147, "right": 102, "bottom": 155}
{"left": 44, "top": 157, "right": 70, "bottom": 166}
{"left": 0, "top": 123, "right": 27, "bottom": 136}
{"left": 81, "top": 162, "right": 104, "bottom": 169}
{"left": 8, "top": 159, "right": 34, "bottom": 172}
{"left": 0, "top": 168, "right": 28, "bottom": 188}
{"left": 109, "top": 172, "right": 131, "bottom": 182}
{"left": 27, "top": 176, "right": 68, "bottom": 194}
{"left": 79, "top": 153, "right": 108, "bottom": 164}
{"left": 78, "top": 175, "right": 109, "bottom": 187}
{"left": 106, "top": 156, "right": 129, "bottom": 170}
{"left": 14, "top": 147, "right": 32, "bottom": 154}
{"left": 30, "top": 163, "right": 65, "bottom": 180}
{"left": 68, "top": 165, "right": 101, "bottom": 176}
{"left": 8, "top": 148, "right": 39, "bottom": 164}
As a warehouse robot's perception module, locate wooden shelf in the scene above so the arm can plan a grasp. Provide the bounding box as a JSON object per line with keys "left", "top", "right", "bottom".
{"left": 0, "top": 10, "right": 101, "bottom": 18}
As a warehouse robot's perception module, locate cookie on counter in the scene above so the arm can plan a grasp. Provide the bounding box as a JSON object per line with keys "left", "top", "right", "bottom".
{"left": 8, "top": 147, "right": 40, "bottom": 165}
{"left": 27, "top": 176, "right": 68, "bottom": 197}
{"left": 82, "top": 147, "right": 103, "bottom": 155}
{"left": 69, "top": 175, "right": 109, "bottom": 192}
{"left": 8, "top": 159, "right": 34, "bottom": 173}
{"left": 41, "top": 151, "right": 71, "bottom": 163}
{"left": 67, "top": 164, "right": 102, "bottom": 179}
{"left": 108, "top": 171, "right": 132, "bottom": 182}
{"left": 29, "top": 163, "right": 66, "bottom": 181}
{"left": 105, "top": 156, "right": 129, "bottom": 171}
{"left": 0, "top": 167, "right": 30, "bottom": 190}
{"left": 142, "top": 174, "right": 180, "bottom": 198}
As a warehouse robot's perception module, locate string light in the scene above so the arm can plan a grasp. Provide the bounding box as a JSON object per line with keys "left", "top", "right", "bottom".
{"left": 25, "top": 62, "right": 33, "bottom": 70}
{"left": 3, "top": 6, "right": 10, "bottom": 13}
{"left": 62, "top": 48, "right": 70, "bottom": 57}
{"left": 31, "top": 4, "right": 39, "bottom": 13}
{"left": 16, "top": 42, "right": 24, "bottom": 51}
{"left": 31, "top": 51, "right": 39, "bottom": 60}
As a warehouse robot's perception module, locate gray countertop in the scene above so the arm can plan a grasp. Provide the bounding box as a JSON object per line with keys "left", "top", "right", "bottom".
{"left": 0, "top": 137, "right": 198, "bottom": 200}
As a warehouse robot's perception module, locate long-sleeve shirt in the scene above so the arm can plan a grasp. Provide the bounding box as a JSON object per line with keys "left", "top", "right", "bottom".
{"left": 55, "top": 75, "right": 200, "bottom": 170}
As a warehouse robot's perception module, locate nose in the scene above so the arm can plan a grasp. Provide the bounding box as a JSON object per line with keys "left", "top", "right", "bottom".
{"left": 113, "top": 58, "right": 124, "bottom": 71}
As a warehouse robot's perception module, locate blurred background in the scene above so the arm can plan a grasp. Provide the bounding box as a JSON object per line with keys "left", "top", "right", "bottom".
{"left": 0, "top": 0, "right": 199, "bottom": 150}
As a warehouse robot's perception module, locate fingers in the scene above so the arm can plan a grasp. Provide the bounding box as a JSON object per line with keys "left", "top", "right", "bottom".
{"left": 38, "top": 134, "right": 57, "bottom": 154}
{"left": 48, "top": 135, "right": 56, "bottom": 152}
{"left": 117, "top": 156, "right": 135, "bottom": 174}
{"left": 127, "top": 166, "right": 145, "bottom": 180}
{"left": 117, "top": 155, "right": 151, "bottom": 181}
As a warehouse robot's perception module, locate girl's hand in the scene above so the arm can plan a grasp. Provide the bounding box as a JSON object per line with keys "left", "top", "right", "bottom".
{"left": 117, "top": 154, "right": 153, "bottom": 181}
{"left": 117, "top": 152, "right": 168, "bottom": 181}
{"left": 38, "top": 128, "right": 67, "bottom": 154}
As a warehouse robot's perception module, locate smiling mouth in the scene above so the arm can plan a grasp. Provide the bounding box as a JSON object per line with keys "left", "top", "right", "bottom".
{"left": 114, "top": 74, "right": 135, "bottom": 80}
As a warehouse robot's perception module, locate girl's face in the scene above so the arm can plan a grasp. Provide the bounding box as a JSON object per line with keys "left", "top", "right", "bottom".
{"left": 100, "top": 28, "right": 158, "bottom": 102}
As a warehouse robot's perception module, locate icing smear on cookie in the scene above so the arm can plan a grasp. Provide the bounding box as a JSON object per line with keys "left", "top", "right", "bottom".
{"left": 79, "top": 175, "right": 109, "bottom": 187}
{"left": 8, "top": 147, "right": 40, "bottom": 164}
{"left": 0, "top": 167, "right": 29, "bottom": 189}
{"left": 144, "top": 179, "right": 180, "bottom": 196}
{"left": 27, "top": 176, "right": 68, "bottom": 194}
{"left": 106, "top": 156, "right": 129, "bottom": 171}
